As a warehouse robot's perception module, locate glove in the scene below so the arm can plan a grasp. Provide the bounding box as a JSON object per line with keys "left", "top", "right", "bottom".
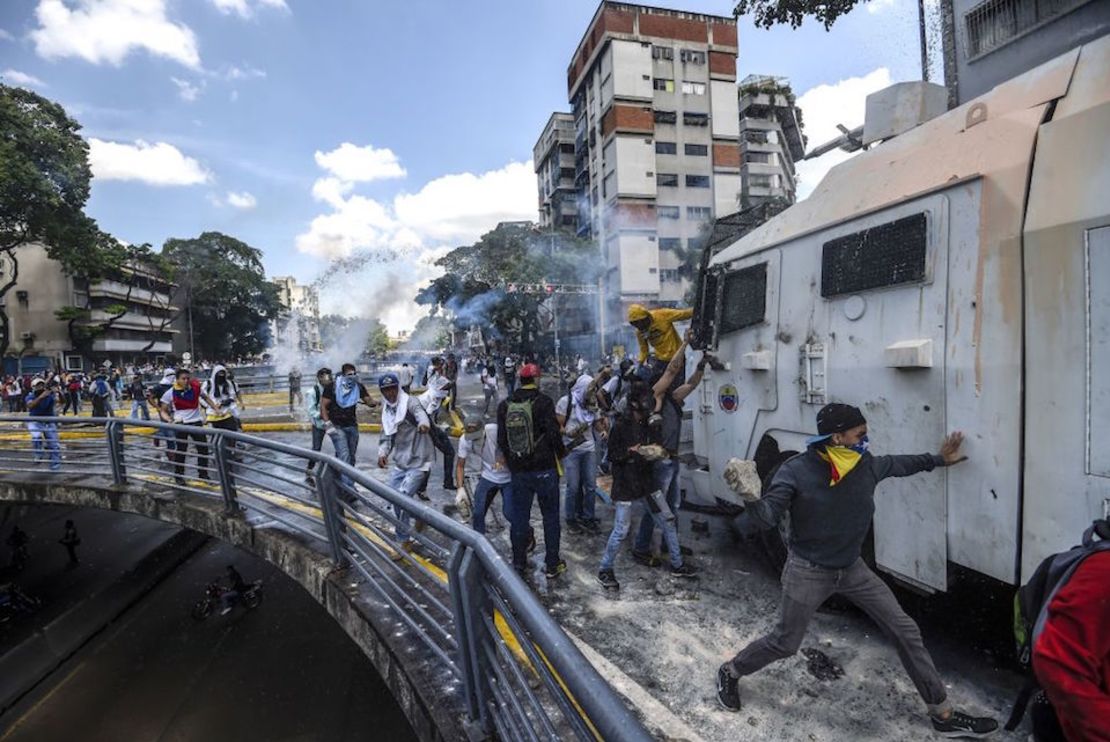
{"left": 455, "top": 487, "right": 471, "bottom": 520}
{"left": 723, "top": 458, "right": 761, "bottom": 503}
{"left": 324, "top": 420, "right": 335, "bottom": 434}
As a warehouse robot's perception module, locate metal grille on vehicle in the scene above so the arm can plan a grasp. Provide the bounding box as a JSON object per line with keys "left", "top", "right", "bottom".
{"left": 820, "top": 213, "right": 927, "bottom": 297}
{"left": 719, "top": 262, "right": 767, "bottom": 335}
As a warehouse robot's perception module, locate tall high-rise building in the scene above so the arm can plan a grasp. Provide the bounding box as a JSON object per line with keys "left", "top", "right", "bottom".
{"left": 533, "top": 112, "right": 578, "bottom": 231}
{"left": 270, "top": 276, "right": 322, "bottom": 354}
{"left": 737, "top": 75, "right": 805, "bottom": 209}
{"left": 567, "top": 2, "right": 740, "bottom": 319}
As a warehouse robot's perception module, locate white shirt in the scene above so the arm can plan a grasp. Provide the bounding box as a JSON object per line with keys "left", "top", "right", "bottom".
{"left": 457, "top": 424, "right": 511, "bottom": 484}
{"left": 576, "top": 358, "right": 588, "bottom": 374}
{"left": 419, "top": 371, "right": 451, "bottom": 415}
{"left": 555, "top": 395, "right": 595, "bottom": 453}
{"left": 480, "top": 369, "right": 497, "bottom": 391}
{"left": 160, "top": 387, "right": 204, "bottom": 424}
{"left": 398, "top": 366, "right": 414, "bottom": 387}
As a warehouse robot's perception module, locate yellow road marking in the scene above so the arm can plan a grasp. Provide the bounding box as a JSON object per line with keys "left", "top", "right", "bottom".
{"left": 0, "top": 654, "right": 86, "bottom": 740}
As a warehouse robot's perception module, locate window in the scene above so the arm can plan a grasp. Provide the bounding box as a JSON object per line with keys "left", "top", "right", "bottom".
{"left": 658, "top": 205, "right": 681, "bottom": 219}
{"left": 685, "top": 143, "right": 708, "bottom": 156}
{"left": 655, "top": 141, "right": 677, "bottom": 155}
{"left": 743, "top": 130, "right": 768, "bottom": 144}
{"left": 820, "top": 213, "right": 928, "bottom": 297}
{"left": 680, "top": 49, "right": 706, "bottom": 64}
{"left": 683, "top": 112, "right": 709, "bottom": 126}
{"left": 651, "top": 45, "right": 674, "bottom": 60}
{"left": 653, "top": 78, "right": 675, "bottom": 92}
{"left": 719, "top": 263, "right": 768, "bottom": 335}
{"left": 687, "top": 206, "right": 712, "bottom": 220}
{"left": 681, "top": 81, "right": 706, "bottom": 95}
{"left": 603, "top": 171, "right": 614, "bottom": 198}
{"left": 64, "top": 354, "right": 84, "bottom": 372}
{"left": 686, "top": 175, "right": 710, "bottom": 188}
{"left": 746, "top": 152, "right": 772, "bottom": 164}
{"left": 559, "top": 167, "right": 575, "bottom": 179}
{"left": 964, "top": 0, "right": 1085, "bottom": 58}
{"left": 561, "top": 215, "right": 576, "bottom": 227}
{"left": 749, "top": 173, "right": 775, "bottom": 189}
{"left": 660, "top": 269, "right": 681, "bottom": 282}
{"left": 657, "top": 173, "right": 678, "bottom": 187}
{"left": 654, "top": 110, "right": 677, "bottom": 124}
{"left": 591, "top": 186, "right": 599, "bottom": 206}
{"left": 659, "top": 238, "right": 682, "bottom": 251}
{"left": 559, "top": 143, "right": 575, "bottom": 154}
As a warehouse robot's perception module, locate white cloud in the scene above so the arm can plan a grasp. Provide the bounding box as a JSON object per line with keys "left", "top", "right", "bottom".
{"left": 795, "top": 67, "right": 893, "bottom": 200}
{"left": 314, "top": 143, "right": 406, "bottom": 183}
{"left": 31, "top": 0, "right": 200, "bottom": 68}
{"left": 209, "top": 0, "right": 288, "bottom": 19}
{"left": 0, "top": 29, "right": 15, "bottom": 41}
{"left": 225, "top": 64, "right": 265, "bottom": 81}
{"left": 2, "top": 69, "right": 47, "bottom": 88}
{"left": 171, "top": 76, "right": 203, "bottom": 101}
{"left": 296, "top": 194, "right": 396, "bottom": 259}
{"left": 311, "top": 176, "right": 354, "bottom": 208}
{"left": 226, "top": 190, "right": 256, "bottom": 209}
{"left": 867, "top": 0, "right": 898, "bottom": 13}
{"left": 88, "top": 138, "right": 210, "bottom": 186}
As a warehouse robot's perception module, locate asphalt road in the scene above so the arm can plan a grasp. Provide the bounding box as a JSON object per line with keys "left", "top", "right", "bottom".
{"left": 0, "top": 540, "right": 416, "bottom": 742}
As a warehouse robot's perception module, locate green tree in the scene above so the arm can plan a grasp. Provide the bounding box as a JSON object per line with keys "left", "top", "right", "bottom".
{"left": 318, "top": 314, "right": 351, "bottom": 348}
{"left": 162, "top": 231, "right": 284, "bottom": 360}
{"left": 0, "top": 84, "right": 110, "bottom": 356}
{"left": 366, "top": 318, "right": 390, "bottom": 356}
{"left": 415, "top": 223, "right": 601, "bottom": 354}
{"left": 733, "top": 0, "right": 863, "bottom": 29}
{"left": 408, "top": 314, "right": 451, "bottom": 350}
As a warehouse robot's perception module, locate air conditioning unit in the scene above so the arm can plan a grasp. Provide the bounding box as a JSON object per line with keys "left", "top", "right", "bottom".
{"left": 19, "top": 331, "right": 34, "bottom": 340}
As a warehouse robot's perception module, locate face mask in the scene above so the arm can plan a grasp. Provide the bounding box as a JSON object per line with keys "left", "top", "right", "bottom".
{"left": 849, "top": 435, "right": 870, "bottom": 455}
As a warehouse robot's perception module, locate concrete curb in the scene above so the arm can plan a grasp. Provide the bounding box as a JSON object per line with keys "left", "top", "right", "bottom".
{"left": 0, "top": 528, "right": 209, "bottom": 713}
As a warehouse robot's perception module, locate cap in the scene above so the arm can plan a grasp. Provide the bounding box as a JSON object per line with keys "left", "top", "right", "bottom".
{"left": 31, "top": 377, "right": 45, "bottom": 387}
{"left": 378, "top": 373, "right": 399, "bottom": 389}
{"left": 519, "top": 363, "right": 541, "bottom": 379}
{"left": 316, "top": 366, "right": 332, "bottom": 378}
{"left": 813, "top": 403, "right": 867, "bottom": 440}
{"left": 627, "top": 304, "right": 650, "bottom": 323}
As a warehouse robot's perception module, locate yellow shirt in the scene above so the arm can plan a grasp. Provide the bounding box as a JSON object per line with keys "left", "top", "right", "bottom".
{"left": 634, "top": 307, "right": 693, "bottom": 363}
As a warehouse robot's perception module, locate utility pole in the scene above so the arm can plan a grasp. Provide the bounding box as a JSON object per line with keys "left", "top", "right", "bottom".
{"left": 918, "top": 0, "right": 930, "bottom": 82}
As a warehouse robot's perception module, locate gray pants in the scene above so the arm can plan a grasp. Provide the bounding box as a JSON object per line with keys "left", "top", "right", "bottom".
{"left": 730, "top": 554, "right": 951, "bottom": 716}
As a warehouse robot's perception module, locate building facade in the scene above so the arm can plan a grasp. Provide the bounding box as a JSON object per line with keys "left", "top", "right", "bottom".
{"left": 567, "top": 2, "right": 740, "bottom": 321}
{"left": 270, "top": 276, "right": 322, "bottom": 354}
{"left": 0, "top": 243, "right": 177, "bottom": 374}
{"left": 737, "top": 75, "right": 805, "bottom": 209}
{"left": 944, "top": 0, "right": 1109, "bottom": 104}
{"left": 533, "top": 112, "right": 579, "bottom": 231}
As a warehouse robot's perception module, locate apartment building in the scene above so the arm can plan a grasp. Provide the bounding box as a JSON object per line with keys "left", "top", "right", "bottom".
{"left": 737, "top": 75, "right": 805, "bottom": 209}
{"left": 270, "top": 276, "right": 322, "bottom": 354}
{"left": 533, "top": 112, "right": 579, "bottom": 231}
{"left": 0, "top": 243, "right": 177, "bottom": 374}
{"left": 567, "top": 2, "right": 740, "bottom": 318}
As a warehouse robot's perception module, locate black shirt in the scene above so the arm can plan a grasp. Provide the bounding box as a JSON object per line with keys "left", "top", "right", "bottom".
{"left": 496, "top": 386, "right": 566, "bottom": 473}
{"left": 608, "top": 413, "right": 655, "bottom": 502}
{"left": 321, "top": 381, "right": 368, "bottom": 427}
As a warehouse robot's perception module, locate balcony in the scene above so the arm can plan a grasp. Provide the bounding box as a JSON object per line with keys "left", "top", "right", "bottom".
{"left": 88, "top": 280, "right": 175, "bottom": 309}
{"left": 90, "top": 338, "right": 173, "bottom": 353}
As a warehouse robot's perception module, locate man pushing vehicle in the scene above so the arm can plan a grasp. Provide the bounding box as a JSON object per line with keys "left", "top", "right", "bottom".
{"left": 716, "top": 402, "right": 998, "bottom": 739}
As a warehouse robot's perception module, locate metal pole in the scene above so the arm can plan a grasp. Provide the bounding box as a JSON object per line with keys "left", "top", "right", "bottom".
{"left": 597, "top": 276, "right": 606, "bottom": 360}
{"left": 187, "top": 286, "right": 195, "bottom": 361}
{"left": 213, "top": 433, "right": 239, "bottom": 514}
{"left": 316, "top": 465, "right": 349, "bottom": 567}
{"left": 106, "top": 419, "right": 126, "bottom": 485}
{"left": 918, "top": 0, "right": 930, "bottom": 82}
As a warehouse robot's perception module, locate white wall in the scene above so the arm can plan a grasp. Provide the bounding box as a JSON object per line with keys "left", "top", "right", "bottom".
{"left": 710, "top": 80, "right": 740, "bottom": 138}
{"left": 611, "top": 40, "right": 653, "bottom": 100}
{"left": 618, "top": 234, "right": 660, "bottom": 295}
{"left": 714, "top": 173, "right": 742, "bottom": 216}
{"left": 614, "top": 135, "right": 656, "bottom": 198}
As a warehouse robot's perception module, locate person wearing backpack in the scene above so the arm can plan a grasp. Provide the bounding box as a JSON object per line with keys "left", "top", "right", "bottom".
{"left": 497, "top": 363, "right": 567, "bottom": 579}
{"left": 91, "top": 372, "right": 114, "bottom": 418}
{"left": 1007, "top": 519, "right": 1110, "bottom": 742}
{"left": 377, "top": 373, "right": 432, "bottom": 558}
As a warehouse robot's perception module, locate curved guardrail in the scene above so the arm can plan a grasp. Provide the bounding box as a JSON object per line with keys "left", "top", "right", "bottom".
{"left": 0, "top": 415, "right": 652, "bottom": 742}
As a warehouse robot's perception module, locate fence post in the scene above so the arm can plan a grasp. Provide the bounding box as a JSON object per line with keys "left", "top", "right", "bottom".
{"left": 447, "top": 544, "right": 493, "bottom": 734}
{"left": 106, "top": 419, "right": 126, "bottom": 485}
{"left": 315, "top": 465, "right": 349, "bottom": 567}
{"left": 213, "top": 433, "right": 239, "bottom": 515}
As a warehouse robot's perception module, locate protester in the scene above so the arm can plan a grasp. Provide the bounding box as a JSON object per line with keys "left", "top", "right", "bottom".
{"left": 59, "top": 519, "right": 80, "bottom": 565}
{"left": 398, "top": 362, "right": 414, "bottom": 393}
{"left": 444, "top": 353, "right": 459, "bottom": 411}
{"left": 417, "top": 356, "right": 456, "bottom": 494}
{"left": 555, "top": 374, "right": 604, "bottom": 535}
{"left": 203, "top": 365, "right": 244, "bottom": 433}
{"left": 304, "top": 367, "right": 332, "bottom": 483}
{"left": 597, "top": 379, "right": 697, "bottom": 590}
{"left": 497, "top": 363, "right": 567, "bottom": 579}
{"left": 5, "top": 377, "right": 21, "bottom": 413}
{"left": 321, "top": 363, "right": 375, "bottom": 470}
{"left": 219, "top": 564, "right": 247, "bottom": 615}
{"left": 90, "top": 372, "right": 114, "bottom": 418}
{"left": 1032, "top": 520, "right": 1110, "bottom": 742}
{"left": 455, "top": 415, "right": 512, "bottom": 534}
{"left": 128, "top": 373, "right": 150, "bottom": 420}
{"left": 715, "top": 402, "right": 997, "bottom": 738}
{"left": 25, "top": 377, "right": 61, "bottom": 471}
{"left": 627, "top": 304, "right": 693, "bottom": 376}
{"left": 632, "top": 336, "right": 710, "bottom": 566}
{"left": 288, "top": 368, "right": 303, "bottom": 413}
{"left": 502, "top": 355, "right": 518, "bottom": 396}
{"left": 376, "top": 372, "right": 432, "bottom": 558}
{"left": 63, "top": 372, "right": 82, "bottom": 415}
{"left": 480, "top": 362, "right": 499, "bottom": 415}
{"left": 159, "top": 368, "right": 223, "bottom": 485}
{"left": 150, "top": 368, "right": 175, "bottom": 452}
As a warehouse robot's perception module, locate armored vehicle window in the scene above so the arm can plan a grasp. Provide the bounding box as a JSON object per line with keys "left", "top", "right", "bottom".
{"left": 820, "top": 212, "right": 927, "bottom": 297}
{"left": 719, "top": 263, "right": 767, "bottom": 335}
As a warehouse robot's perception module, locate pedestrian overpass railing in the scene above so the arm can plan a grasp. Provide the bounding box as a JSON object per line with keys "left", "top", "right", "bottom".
{"left": 0, "top": 416, "right": 651, "bottom": 742}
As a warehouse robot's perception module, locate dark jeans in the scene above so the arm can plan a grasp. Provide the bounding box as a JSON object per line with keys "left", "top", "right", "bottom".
{"left": 729, "top": 554, "right": 951, "bottom": 715}
{"left": 471, "top": 477, "right": 512, "bottom": 534}
{"left": 306, "top": 426, "right": 326, "bottom": 473}
{"left": 172, "top": 422, "right": 210, "bottom": 480}
{"left": 506, "top": 469, "right": 560, "bottom": 571}
{"left": 634, "top": 457, "right": 681, "bottom": 553}
{"left": 425, "top": 423, "right": 455, "bottom": 488}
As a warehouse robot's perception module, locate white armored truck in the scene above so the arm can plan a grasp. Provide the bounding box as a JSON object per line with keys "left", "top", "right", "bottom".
{"left": 690, "top": 36, "right": 1110, "bottom": 593}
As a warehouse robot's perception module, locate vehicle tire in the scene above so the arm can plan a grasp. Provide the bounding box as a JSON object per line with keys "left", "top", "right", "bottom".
{"left": 243, "top": 587, "right": 262, "bottom": 609}
{"left": 191, "top": 599, "right": 212, "bottom": 621}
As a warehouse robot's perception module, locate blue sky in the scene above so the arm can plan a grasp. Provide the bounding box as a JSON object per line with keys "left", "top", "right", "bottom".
{"left": 0, "top": 0, "right": 935, "bottom": 330}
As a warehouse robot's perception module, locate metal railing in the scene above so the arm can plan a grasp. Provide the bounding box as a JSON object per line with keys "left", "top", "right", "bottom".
{"left": 0, "top": 416, "right": 651, "bottom": 742}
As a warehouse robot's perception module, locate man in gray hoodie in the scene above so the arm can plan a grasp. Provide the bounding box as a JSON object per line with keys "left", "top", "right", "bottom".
{"left": 716, "top": 403, "right": 998, "bottom": 739}
{"left": 376, "top": 373, "right": 433, "bottom": 557}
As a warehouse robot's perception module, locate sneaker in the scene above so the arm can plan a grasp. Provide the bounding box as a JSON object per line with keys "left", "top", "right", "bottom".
{"left": 670, "top": 562, "right": 699, "bottom": 579}
{"left": 930, "top": 711, "right": 998, "bottom": 738}
{"left": 716, "top": 664, "right": 741, "bottom": 712}
{"left": 545, "top": 560, "right": 567, "bottom": 579}
{"left": 219, "top": 606, "right": 233, "bottom": 616}
{"left": 597, "top": 569, "right": 620, "bottom": 590}
{"left": 416, "top": 490, "right": 430, "bottom": 501}
{"left": 631, "top": 550, "right": 662, "bottom": 568}
{"left": 565, "top": 519, "right": 583, "bottom": 535}
{"left": 581, "top": 519, "right": 601, "bottom": 534}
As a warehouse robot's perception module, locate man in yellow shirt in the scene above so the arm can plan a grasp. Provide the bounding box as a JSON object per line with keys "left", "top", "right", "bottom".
{"left": 628, "top": 304, "right": 693, "bottom": 372}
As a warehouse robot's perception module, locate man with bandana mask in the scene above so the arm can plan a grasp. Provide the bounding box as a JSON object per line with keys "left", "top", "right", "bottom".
{"left": 305, "top": 367, "right": 333, "bottom": 484}
{"left": 321, "top": 363, "right": 376, "bottom": 471}
{"left": 376, "top": 372, "right": 432, "bottom": 558}
{"left": 715, "top": 403, "right": 998, "bottom": 739}
{"left": 202, "top": 364, "right": 244, "bottom": 433}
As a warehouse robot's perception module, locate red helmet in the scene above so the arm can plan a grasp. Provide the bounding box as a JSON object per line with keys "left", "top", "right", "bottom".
{"left": 519, "top": 363, "right": 541, "bottom": 379}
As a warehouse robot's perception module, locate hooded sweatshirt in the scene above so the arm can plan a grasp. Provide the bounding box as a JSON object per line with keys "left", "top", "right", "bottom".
{"left": 628, "top": 305, "right": 693, "bottom": 363}
{"left": 203, "top": 365, "right": 238, "bottom": 421}
{"left": 378, "top": 391, "right": 433, "bottom": 471}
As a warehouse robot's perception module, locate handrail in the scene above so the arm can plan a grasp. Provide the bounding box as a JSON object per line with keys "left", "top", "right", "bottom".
{"left": 0, "top": 415, "right": 652, "bottom": 742}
